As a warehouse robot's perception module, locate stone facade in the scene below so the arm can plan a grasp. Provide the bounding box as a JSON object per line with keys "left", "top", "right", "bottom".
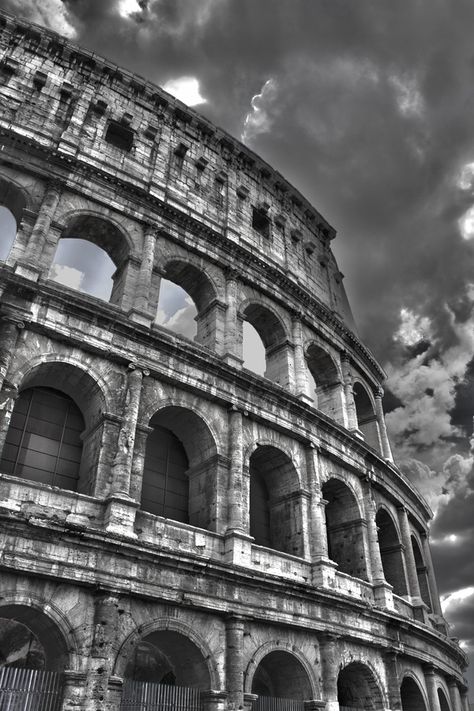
{"left": 0, "top": 9, "right": 468, "bottom": 711}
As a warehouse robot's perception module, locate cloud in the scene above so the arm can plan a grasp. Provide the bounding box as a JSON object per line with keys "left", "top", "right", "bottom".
{"left": 50, "top": 264, "right": 84, "bottom": 291}
{"left": 241, "top": 78, "right": 279, "bottom": 143}
{"left": 162, "top": 76, "right": 206, "bottom": 106}
{"left": 3, "top": 0, "right": 77, "bottom": 37}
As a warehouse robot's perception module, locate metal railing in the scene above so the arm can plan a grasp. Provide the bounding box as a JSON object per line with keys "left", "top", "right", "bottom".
{"left": 120, "top": 681, "right": 203, "bottom": 711}
{"left": 252, "top": 696, "right": 306, "bottom": 711}
{"left": 0, "top": 667, "right": 63, "bottom": 711}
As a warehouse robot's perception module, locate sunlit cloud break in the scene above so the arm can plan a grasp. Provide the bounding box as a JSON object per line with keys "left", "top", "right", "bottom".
{"left": 117, "top": 0, "right": 142, "bottom": 18}
{"left": 393, "top": 307, "right": 432, "bottom": 347}
{"left": 241, "top": 78, "right": 278, "bottom": 144}
{"left": 162, "top": 77, "right": 206, "bottom": 106}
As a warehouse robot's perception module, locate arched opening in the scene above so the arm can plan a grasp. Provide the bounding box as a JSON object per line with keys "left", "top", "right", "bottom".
{"left": 353, "top": 383, "right": 381, "bottom": 451}
{"left": 142, "top": 407, "right": 218, "bottom": 530}
{"left": 305, "top": 344, "right": 342, "bottom": 421}
{"left": 376, "top": 508, "right": 408, "bottom": 596}
{"left": 0, "top": 605, "right": 67, "bottom": 706}
{"left": 250, "top": 650, "right": 312, "bottom": 701}
{"left": 400, "top": 677, "right": 427, "bottom": 711}
{"left": 0, "top": 362, "right": 106, "bottom": 495}
{"left": 411, "top": 536, "right": 432, "bottom": 610}
{"left": 122, "top": 630, "right": 211, "bottom": 709}
{"left": 438, "top": 689, "right": 451, "bottom": 711}
{"left": 242, "top": 321, "right": 266, "bottom": 376}
{"left": 241, "top": 303, "right": 289, "bottom": 386}
{"left": 156, "top": 261, "right": 217, "bottom": 349}
{"left": 321, "top": 478, "right": 369, "bottom": 581}
{"left": 337, "top": 662, "right": 384, "bottom": 711}
{"left": 50, "top": 214, "right": 130, "bottom": 304}
{"left": 0, "top": 177, "right": 26, "bottom": 261}
{"left": 0, "top": 387, "right": 84, "bottom": 491}
{"left": 249, "top": 445, "right": 304, "bottom": 557}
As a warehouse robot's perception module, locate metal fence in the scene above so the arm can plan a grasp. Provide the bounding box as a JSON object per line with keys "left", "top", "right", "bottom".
{"left": 0, "top": 667, "right": 63, "bottom": 711}
{"left": 120, "top": 682, "right": 203, "bottom": 711}
{"left": 252, "top": 696, "right": 306, "bottom": 711}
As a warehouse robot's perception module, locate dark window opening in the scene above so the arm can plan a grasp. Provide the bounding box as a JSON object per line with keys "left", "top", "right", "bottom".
{"left": 105, "top": 120, "right": 134, "bottom": 152}
{"left": 141, "top": 425, "right": 189, "bottom": 522}
{"left": 252, "top": 207, "right": 271, "bottom": 238}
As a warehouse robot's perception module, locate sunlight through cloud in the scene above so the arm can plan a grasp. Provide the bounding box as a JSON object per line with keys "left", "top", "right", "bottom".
{"left": 162, "top": 77, "right": 206, "bottom": 106}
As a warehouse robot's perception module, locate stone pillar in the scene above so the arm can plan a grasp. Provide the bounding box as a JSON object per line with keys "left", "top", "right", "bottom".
{"left": 397, "top": 506, "right": 422, "bottom": 603}
{"left": 292, "top": 314, "right": 312, "bottom": 402}
{"left": 341, "top": 352, "right": 358, "bottom": 431}
{"left": 459, "top": 685, "right": 469, "bottom": 711}
{"left": 224, "top": 269, "right": 242, "bottom": 366}
{"left": 384, "top": 650, "right": 402, "bottom": 711}
{"left": 0, "top": 315, "right": 24, "bottom": 390}
{"left": 226, "top": 615, "right": 245, "bottom": 711}
{"left": 16, "top": 180, "right": 62, "bottom": 280}
{"left": 448, "top": 679, "right": 463, "bottom": 711}
{"left": 61, "top": 670, "right": 88, "bottom": 711}
{"left": 84, "top": 593, "right": 120, "bottom": 711}
{"left": 420, "top": 531, "right": 443, "bottom": 617}
{"left": 424, "top": 666, "right": 442, "bottom": 711}
{"left": 130, "top": 223, "right": 158, "bottom": 324}
{"left": 319, "top": 634, "right": 339, "bottom": 711}
{"left": 129, "top": 423, "right": 153, "bottom": 503}
{"left": 105, "top": 364, "right": 148, "bottom": 537}
{"left": 374, "top": 387, "right": 393, "bottom": 461}
{"left": 306, "top": 445, "right": 327, "bottom": 559}
{"left": 227, "top": 406, "right": 244, "bottom": 533}
{"left": 364, "top": 481, "right": 394, "bottom": 608}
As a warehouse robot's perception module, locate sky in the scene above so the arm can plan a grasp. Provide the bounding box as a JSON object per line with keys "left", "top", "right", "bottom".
{"left": 2, "top": 0, "right": 474, "bottom": 693}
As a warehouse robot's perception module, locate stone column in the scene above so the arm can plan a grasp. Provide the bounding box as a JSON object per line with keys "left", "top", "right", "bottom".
{"left": 224, "top": 269, "right": 242, "bottom": 366}
{"left": 224, "top": 407, "right": 252, "bottom": 565}
{"left": 0, "top": 315, "right": 24, "bottom": 390}
{"left": 130, "top": 223, "right": 158, "bottom": 324}
{"left": 85, "top": 593, "right": 120, "bottom": 711}
{"left": 448, "top": 679, "right": 463, "bottom": 711}
{"left": 306, "top": 445, "right": 327, "bottom": 558}
{"left": 420, "top": 531, "right": 443, "bottom": 617}
{"left": 129, "top": 423, "right": 153, "bottom": 503}
{"left": 292, "top": 314, "right": 312, "bottom": 402}
{"left": 16, "top": 180, "right": 62, "bottom": 279}
{"left": 384, "top": 650, "right": 402, "bottom": 711}
{"left": 61, "top": 670, "right": 88, "bottom": 711}
{"left": 319, "top": 634, "right": 339, "bottom": 711}
{"left": 424, "top": 666, "right": 441, "bottom": 711}
{"left": 105, "top": 364, "right": 148, "bottom": 537}
{"left": 226, "top": 615, "right": 245, "bottom": 711}
{"left": 374, "top": 387, "right": 394, "bottom": 462}
{"left": 364, "top": 481, "right": 394, "bottom": 608}
{"left": 397, "top": 506, "right": 422, "bottom": 602}
{"left": 341, "top": 352, "right": 358, "bottom": 431}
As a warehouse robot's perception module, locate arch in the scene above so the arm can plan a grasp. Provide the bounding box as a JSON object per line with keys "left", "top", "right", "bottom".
{"left": 411, "top": 535, "right": 432, "bottom": 611}
{"left": 321, "top": 477, "right": 369, "bottom": 581}
{"left": 0, "top": 175, "right": 26, "bottom": 261}
{"left": 1, "top": 359, "right": 107, "bottom": 495}
{"left": 400, "top": 675, "right": 428, "bottom": 711}
{"left": 114, "top": 619, "right": 219, "bottom": 690}
{"left": 142, "top": 405, "right": 219, "bottom": 530}
{"left": 0, "top": 603, "right": 71, "bottom": 672}
{"left": 240, "top": 300, "right": 290, "bottom": 385}
{"left": 158, "top": 259, "right": 219, "bottom": 349}
{"left": 305, "top": 343, "right": 343, "bottom": 421}
{"left": 337, "top": 661, "right": 385, "bottom": 711}
{"left": 353, "top": 382, "right": 381, "bottom": 452}
{"left": 438, "top": 687, "right": 451, "bottom": 711}
{"left": 376, "top": 506, "right": 408, "bottom": 596}
{"left": 249, "top": 444, "right": 304, "bottom": 557}
{"left": 51, "top": 212, "right": 131, "bottom": 304}
{"left": 246, "top": 645, "right": 315, "bottom": 700}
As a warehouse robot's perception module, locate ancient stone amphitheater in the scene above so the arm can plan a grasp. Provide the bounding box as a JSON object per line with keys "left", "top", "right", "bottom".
{"left": 0, "top": 9, "right": 468, "bottom": 711}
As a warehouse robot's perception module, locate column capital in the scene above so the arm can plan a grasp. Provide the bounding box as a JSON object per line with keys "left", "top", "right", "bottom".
{"left": 375, "top": 385, "right": 384, "bottom": 398}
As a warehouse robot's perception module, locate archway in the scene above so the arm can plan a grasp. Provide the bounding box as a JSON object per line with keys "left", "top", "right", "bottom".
{"left": 0, "top": 605, "right": 67, "bottom": 707}
{"left": 305, "top": 344, "right": 342, "bottom": 421}
{"left": 411, "top": 536, "right": 432, "bottom": 611}
{"left": 156, "top": 261, "right": 217, "bottom": 349}
{"left": 337, "top": 662, "right": 384, "bottom": 711}
{"left": 121, "top": 630, "right": 211, "bottom": 710}
{"left": 353, "top": 383, "right": 381, "bottom": 452}
{"left": 142, "top": 406, "right": 218, "bottom": 530}
{"left": 249, "top": 445, "right": 304, "bottom": 557}
{"left": 0, "top": 361, "right": 106, "bottom": 495}
{"left": 321, "top": 478, "right": 368, "bottom": 581}
{"left": 0, "top": 176, "right": 26, "bottom": 261}
{"left": 400, "top": 677, "right": 427, "bottom": 711}
{"left": 51, "top": 214, "right": 130, "bottom": 304}
{"left": 438, "top": 688, "right": 451, "bottom": 711}
{"left": 250, "top": 650, "right": 313, "bottom": 701}
{"left": 241, "top": 303, "right": 289, "bottom": 386}
{"left": 376, "top": 508, "right": 408, "bottom": 596}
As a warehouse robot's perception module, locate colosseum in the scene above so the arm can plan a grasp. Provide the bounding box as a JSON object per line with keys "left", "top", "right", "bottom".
{"left": 0, "top": 9, "right": 468, "bottom": 711}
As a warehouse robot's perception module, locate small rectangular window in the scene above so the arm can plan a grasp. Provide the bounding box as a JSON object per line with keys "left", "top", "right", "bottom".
{"left": 252, "top": 207, "right": 271, "bottom": 238}
{"left": 105, "top": 120, "right": 134, "bottom": 152}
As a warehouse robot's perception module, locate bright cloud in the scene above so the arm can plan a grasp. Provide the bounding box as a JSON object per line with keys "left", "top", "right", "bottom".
{"left": 9, "top": 0, "right": 77, "bottom": 38}
{"left": 457, "top": 162, "right": 474, "bottom": 190}
{"left": 117, "top": 0, "right": 142, "bottom": 18}
{"left": 441, "top": 586, "right": 474, "bottom": 613}
{"left": 241, "top": 78, "right": 278, "bottom": 144}
{"left": 459, "top": 205, "right": 474, "bottom": 240}
{"left": 394, "top": 307, "right": 433, "bottom": 347}
{"left": 50, "top": 264, "right": 84, "bottom": 291}
{"left": 162, "top": 77, "right": 206, "bottom": 106}
{"left": 390, "top": 74, "right": 425, "bottom": 118}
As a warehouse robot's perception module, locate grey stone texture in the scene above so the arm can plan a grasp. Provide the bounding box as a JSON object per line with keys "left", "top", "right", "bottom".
{"left": 0, "top": 9, "right": 468, "bottom": 711}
